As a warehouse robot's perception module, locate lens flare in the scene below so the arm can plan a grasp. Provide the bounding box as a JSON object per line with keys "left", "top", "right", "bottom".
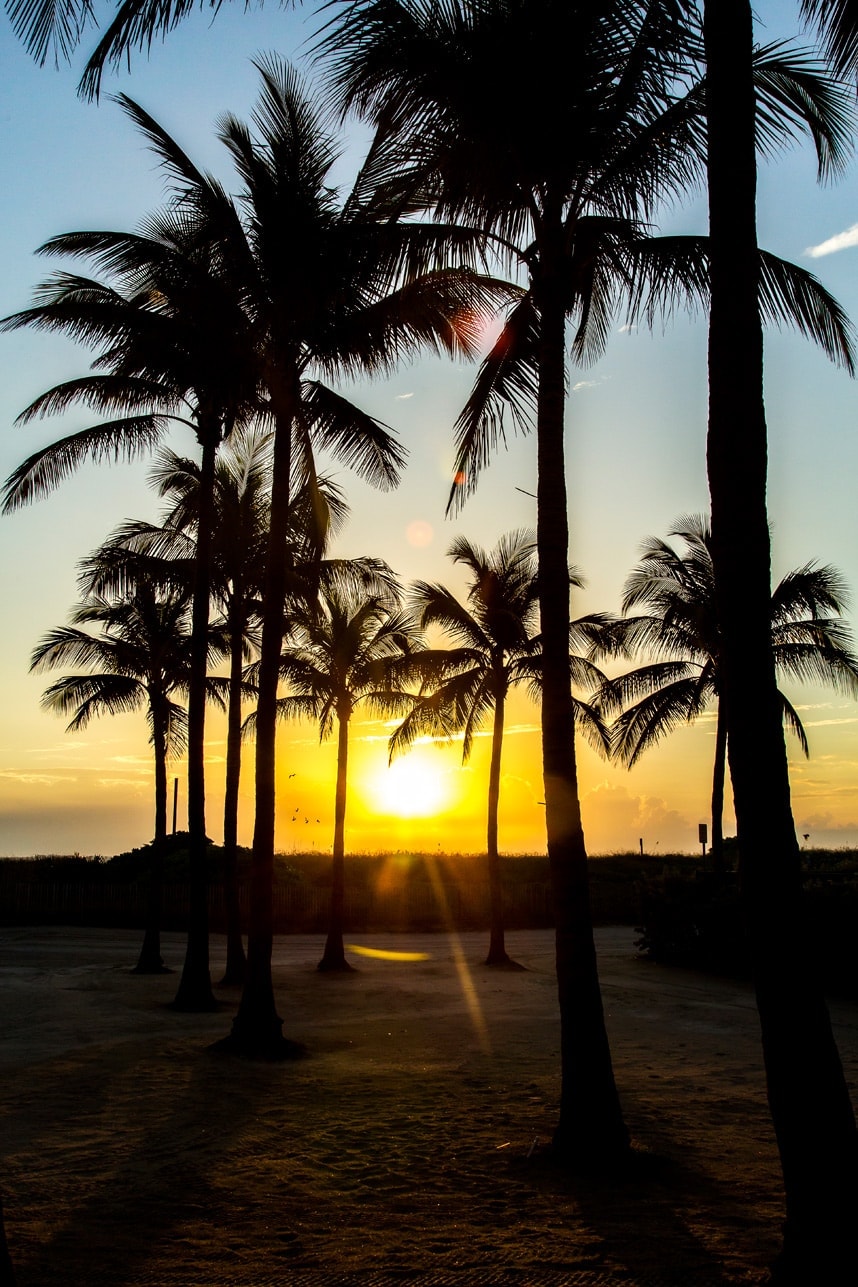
{"left": 406, "top": 519, "right": 433, "bottom": 548}
{"left": 346, "top": 945, "right": 431, "bottom": 962}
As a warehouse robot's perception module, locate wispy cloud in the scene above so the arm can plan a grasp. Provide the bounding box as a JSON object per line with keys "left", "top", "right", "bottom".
{"left": 572, "top": 379, "right": 599, "bottom": 393}
{"left": 355, "top": 722, "right": 540, "bottom": 747}
{"left": 803, "top": 716, "right": 858, "bottom": 728}
{"left": 805, "top": 223, "right": 858, "bottom": 258}
{"left": 0, "top": 770, "right": 72, "bottom": 786}
{"left": 395, "top": 392, "right": 414, "bottom": 400}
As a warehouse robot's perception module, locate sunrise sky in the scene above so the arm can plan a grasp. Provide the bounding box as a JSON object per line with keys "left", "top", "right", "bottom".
{"left": 2, "top": 1, "right": 858, "bottom": 858}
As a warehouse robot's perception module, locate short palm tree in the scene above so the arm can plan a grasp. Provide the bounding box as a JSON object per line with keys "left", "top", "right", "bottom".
{"left": 31, "top": 568, "right": 193, "bottom": 974}
{"left": 390, "top": 531, "right": 610, "bottom": 968}
{"left": 148, "top": 434, "right": 352, "bottom": 985}
{"left": 278, "top": 576, "right": 420, "bottom": 972}
{"left": 133, "top": 433, "right": 275, "bottom": 986}
{"left": 597, "top": 517, "right": 858, "bottom": 867}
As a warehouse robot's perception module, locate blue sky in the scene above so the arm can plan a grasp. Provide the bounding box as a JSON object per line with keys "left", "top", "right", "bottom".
{"left": 1, "top": 1, "right": 858, "bottom": 857}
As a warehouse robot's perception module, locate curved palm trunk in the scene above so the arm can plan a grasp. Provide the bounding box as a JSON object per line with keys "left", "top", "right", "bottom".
{"left": 710, "top": 697, "right": 728, "bottom": 872}
{"left": 229, "top": 395, "right": 302, "bottom": 1056}
{"left": 319, "top": 710, "right": 353, "bottom": 972}
{"left": 485, "top": 683, "right": 510, "bottom": 966}
{"left": 134, "top": 701, "right": 169, "bottom": 973}
{"left": 536, "top": 231, "right": 628, "bottom": 1165}
{"left": 705, "top": 1, "right": 858, "bottom": 1274}
{"left": 219, "top": 594, "right": 248, "bottom": 986}
{"left": 173, "top": 429, "right": 218, "bottom": 1010}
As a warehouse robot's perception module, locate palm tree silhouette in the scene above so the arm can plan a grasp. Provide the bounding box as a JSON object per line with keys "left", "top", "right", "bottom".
{"left": 1, "top": 155, "right": 263, "bottom": 1011}
{"left": 187, "top": 57, "right": 505, "bottom": 1055}
{"left": 598, "top": 517, "right": 858, "bottom": 867}
{"left": 703, "top": 4, "right": 858, "bottom": 1271}
{"left": 146, "top": 435, "right": 272, "bottom": 986}
{"left": 278, "top": 577, "right": 420, "bottom": 972}
{"left": 148, "top": 434, "right": 352, "bottom": 985}
{"left": 31, "top": 564, "right": 194, "bottom": 974}
{"left": 321, "top": 0, "right": 858, "bottom": 1165}
{"left": 391, "top": 531, "right": 609, "bottom": 968}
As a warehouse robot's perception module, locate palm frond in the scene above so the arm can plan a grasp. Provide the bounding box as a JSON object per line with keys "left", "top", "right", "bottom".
{"left": 302, "top": 380, "right": 406, "bottom": 491}
{"left": 39, "top": 673, "right": 145, "bottom": 728}
{"left": 801, "top": 0, "right": 858, "bottom": 78}
{"left": 779, "top": 692, "right": 811, "bottom": 757}
{"left": 759, "top": 250, "right": 855, "bottom": 372}
{"left": 446, "top": 294, "right": 539, "bottom": 513}
{"left": 2, "top": 414, "right": 170, "bottom": 512}
{"left": 752, "top": 41, "right": 855, "bottom": 179}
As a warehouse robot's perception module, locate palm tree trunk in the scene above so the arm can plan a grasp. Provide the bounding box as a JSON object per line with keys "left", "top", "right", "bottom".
{"left": 173, "top": 428, "right": 218, "bottom": 1010}
{"left": 705, "top": 1, "right": 858, "bottom": 1275}
{"left": 134, "top": 701, "right": 168, "bottom": 973}
{"left": 485, "top": 685, "right": 510, "bottom": 966}
{"left": 229, "top": 392, "right": 302, "bottom": 1055}
{"left": 0, "top": 1192, "right": 15, "bottom": 1287}
{"left": 535, "top": 224, "right": 628, "bottom": 1165}
{"left": 319, "top": 710, "right": 352, "bottom": 972}
{"left": 219, "top": 596, "right": 248, "bottom": 986}
{"left": 711, "top": 697, "right": 728, "bottom": 872}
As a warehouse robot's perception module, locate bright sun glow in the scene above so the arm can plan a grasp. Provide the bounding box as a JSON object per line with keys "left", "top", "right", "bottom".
{"left": 372, "top": 756, "right": 449, "bottom": 818}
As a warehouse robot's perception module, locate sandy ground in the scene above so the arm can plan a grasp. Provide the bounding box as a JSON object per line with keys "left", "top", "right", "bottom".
{"left": 1, "top": 925, "right": 857, "bottom": 1286}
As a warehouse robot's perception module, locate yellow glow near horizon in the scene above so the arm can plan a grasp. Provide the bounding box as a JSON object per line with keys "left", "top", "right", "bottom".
{"left": 370, "top": 755, "right": 451, "bottom": 819}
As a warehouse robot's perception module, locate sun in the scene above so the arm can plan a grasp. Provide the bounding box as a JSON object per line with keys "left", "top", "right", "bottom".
{"left": 371, "top": 756, "right": 449, "bottom": 818}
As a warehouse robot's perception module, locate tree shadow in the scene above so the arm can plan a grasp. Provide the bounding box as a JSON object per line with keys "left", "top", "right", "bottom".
{"left": 12, "top": 1041, "right": 296, "bottom": 1286}
{"left": 508, "top": 1116, "right": 771, "bottom": 1285}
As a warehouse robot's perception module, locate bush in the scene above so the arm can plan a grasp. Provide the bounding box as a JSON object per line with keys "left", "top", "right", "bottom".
{"left": 636, "top": 859, "right": 858, "bottom": 999}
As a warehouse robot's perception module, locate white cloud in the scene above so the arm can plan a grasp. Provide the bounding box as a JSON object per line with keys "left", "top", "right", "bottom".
{"left": 572, "top": 379, "right": 598, "bottom": 392}
{"left": 805, "top": 223, "right": 858, "bottom": 258}
{"left": 395, "top": 392, "right": 414, "bottom": 400}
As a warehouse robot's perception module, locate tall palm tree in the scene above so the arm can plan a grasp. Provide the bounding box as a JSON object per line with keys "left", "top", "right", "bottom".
{"left": 597, "top": 517, "right": 858, "bottom": 866}
{"left": 320, "top": 0, "right": 855, "bottom": 1166}
{"left": 1, "top": 180, "right": 263, "bottom": 1012}
{"left": 391, "top": 531, "right": 610, "bottom": 967}
{"left": 30, "top": 567, "right": 193, "bottom": 974}
{"left": 0, "top": 1190, "right": 15, "bottom": 1286}
{"left": 277, "top": 576, "right": 419, "bottom": 972}
{"left": 703, "top": 2, "right": 858, "bottom": 1275}
{"left": 142, "top": 57, "right": 506, "bottom": 1056}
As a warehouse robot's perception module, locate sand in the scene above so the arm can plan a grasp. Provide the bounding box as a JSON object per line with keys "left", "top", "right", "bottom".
{"left": 1, "top": 924, "right": 857, "bottom": 1286}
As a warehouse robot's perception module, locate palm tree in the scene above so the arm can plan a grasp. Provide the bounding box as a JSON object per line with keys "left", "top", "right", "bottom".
{"left": 138, "top": 57, "right": 506, "bottom": 1056}
{"left": 598, "top": 517, "right": 858, "bottom": 867}
{"left": 30, "top": 566, "right": 193, "bottom": 973}
{"left": 124, "top": 434, "right": 273, "bottom": 986}
{"left": 277, "top": 576, "right": 419, "bottom": 972}
{"left": 703, "top": 2, "right": 858, "bottom": 1274}
{"left": 320, "top": 0, "right": 856, "bottom": 1167}
{"left": 148, "top": 434, "right": 353, "bottom": 985}
{"left": 0, "top": 1191, "right": 14, "bottom": 1286}
{"left": 390, "top": 531, "right": 610, "bottom": 967}
{"left": 1, "top": 175, "right": 263, "bottom": 1012}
